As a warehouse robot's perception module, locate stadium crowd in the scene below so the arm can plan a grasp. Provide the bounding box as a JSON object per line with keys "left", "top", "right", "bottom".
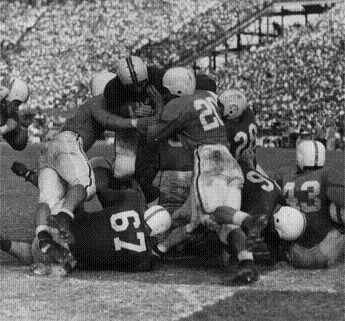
{"left": 0, "top": 0, "right": 344, "bottom": 149}
{"left": 216, "top": 20, "right": 345, "bottom": 148}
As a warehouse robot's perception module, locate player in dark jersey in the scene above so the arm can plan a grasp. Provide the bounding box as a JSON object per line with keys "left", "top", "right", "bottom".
{"left": 270, "top": 140, "right": 345, "bottom": 268}
{"left": 104, "top": 55, "right": 217, "bottom": 203}
{"left": 217, "top": 89, "right": 257, "bottom": 162}
{"left": 2, "top": 161, "right": 171, "bottom": 275}
{"left": 0, "top": 76, "right": 30, "bottom": 151}
{"left": 217, "top": 89, "right": 269, "bottom": 177}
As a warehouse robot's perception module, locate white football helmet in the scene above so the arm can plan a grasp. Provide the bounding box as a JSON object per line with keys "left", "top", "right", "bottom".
{"left": 162, "top": 67, "right": 196, "bottom": 96}
{"left": 329, "top": 202, "right": 345, "bottom": 225}
{"left": 273, "top": 206, "right": 306, "bottom": 241}
{"left": 1, "top": 77, "right": 29, "bottom": 103}
{"left": 144, "top": 205, "right": 172, "bottom": 237}
{"left": 117, "top": 56, "right": 148, "bottom": 85}
{"left": 217, "top": 89, "right": 247, "bottom": 120}
{"left": 90, "top": 70, "right": 116, "bottom": 96}
{"left": 296, "top": 140, "right": 325, "bottom": 170}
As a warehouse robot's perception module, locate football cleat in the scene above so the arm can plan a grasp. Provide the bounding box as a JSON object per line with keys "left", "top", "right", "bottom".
{"left": 11, "top": 161, "right": 31, "bottom": 179}
{"left": 30, "top": 262, "right": 52, "bottom": 276}
{"left": 48, "top": 212, "right": 75, "bottom": 245}
{"left": 221, "top": 259, "right": 259, "bottom": 286}
{"left": 39, "top": 237, "right": 77, "bottom": 269}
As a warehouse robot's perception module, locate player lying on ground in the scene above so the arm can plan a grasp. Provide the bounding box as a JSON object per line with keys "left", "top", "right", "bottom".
{"left": 1, "top": 160, "right": 171, "bottom": 275}
{"left": 265, "top": 140, "right": 345, "bottom": 268}
{"left": 0, "top": 76, "right": 30, "bottom": 151}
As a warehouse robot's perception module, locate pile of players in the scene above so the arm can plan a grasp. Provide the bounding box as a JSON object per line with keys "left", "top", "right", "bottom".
{"left": 1, "top": 56, "right": 344, "bottom": 285}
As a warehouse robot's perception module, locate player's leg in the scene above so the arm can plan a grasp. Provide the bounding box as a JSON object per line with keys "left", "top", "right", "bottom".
{"left": 112, "top": 128, "right": 138, "bottom": 179}
{"left": 0, "top": 236, "right": 33, "bottom": 265}
{"left": 195, "top": 144, "right": 244, "bottom": 214}
{"left": 287, "top": 229, "right": 345, "bottom": 269}
{"left": 36, "top": 167, "right": 70, "bottom": 247}
{"left": 218, "top": 225, "right": 259, "bottom": 285}
{"left": 49, "top": 132, "right": 96, "bottom": 244}
{"left": 134, "top": 137, "right": 161, "bottom": 204}
{"left": 157, "top": 170, "right": 193, "bottom": 215}
{"left": 11, "top": 161, "right": 38, "bottom": 187}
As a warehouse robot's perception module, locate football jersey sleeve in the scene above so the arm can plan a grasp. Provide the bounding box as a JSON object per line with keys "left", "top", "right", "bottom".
{"left": 326, "top": 169, "right": 345, "bottom": 207}
{"left": 146, "top": 98, "right": 185, "bottom": 141}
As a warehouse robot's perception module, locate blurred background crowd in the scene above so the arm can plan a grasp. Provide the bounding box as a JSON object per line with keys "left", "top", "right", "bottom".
{"left": 0, "top": 0, "right": 344, "bottom": 149}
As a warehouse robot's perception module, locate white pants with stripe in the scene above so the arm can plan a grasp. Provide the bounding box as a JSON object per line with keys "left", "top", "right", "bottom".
{"left": 172, "top": 144, "right": 244, "bottom": 235}
{"left": 39, "top": 131, "right": 96, "bottom": 203}
{"left": 112, "top": 128, "right": 138, "bottom": 179}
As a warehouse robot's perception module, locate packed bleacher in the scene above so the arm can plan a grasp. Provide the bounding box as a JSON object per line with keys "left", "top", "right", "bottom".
{"left": 0, "top": 0, "right": 344, "bottom": 148}
{"left": 215, "top": 8, "right": 345, "bottom": 147}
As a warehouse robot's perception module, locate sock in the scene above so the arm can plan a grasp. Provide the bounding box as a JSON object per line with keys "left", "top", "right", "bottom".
{"left": 0, "top": 239, "right": 12, "bottom": 252}
{"left": 238, "top": 250, "right": 254, "bottom": 262}
{"left": 36, "top": 225, "right": 50, "bottom": 236}
{"left": 157, "top": 244, "right": 167, "bottom": 253}
{"left": 59, "top": 209, "right": 74, "bottom": 220}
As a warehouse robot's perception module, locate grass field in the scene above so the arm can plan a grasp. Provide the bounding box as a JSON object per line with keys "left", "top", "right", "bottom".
{"left": 0, "top": 143, "right": 344, "bottom": 321}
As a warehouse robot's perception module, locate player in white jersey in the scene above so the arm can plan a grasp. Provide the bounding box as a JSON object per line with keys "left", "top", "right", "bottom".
{"left": 0, "top": 76, "right": 30, "bottom": 151}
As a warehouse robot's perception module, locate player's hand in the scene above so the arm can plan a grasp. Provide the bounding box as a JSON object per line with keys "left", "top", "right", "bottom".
{"left": 147, "top": 85, "right": 164, "bottom": 113}
{"left": 136, "top": 116, "right": 158, "bottom": 130}
{"left": 0, "top": 125, "right": 6, "bottom": 135}
{"left": 135, "top": 102, "right": 153, "bottom": 117}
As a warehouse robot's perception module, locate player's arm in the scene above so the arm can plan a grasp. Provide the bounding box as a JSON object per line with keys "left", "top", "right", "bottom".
{"left": 91, "top": 97, "right": 157, "bottom": 130}
{"left": 146, "top": 99, "right": 183, "bottom": 142}
{"left": 1, "top": 102, "right": 28, "bottom": 150}
{"left": 326, "top": 169, "right": 345, "bottom": 207}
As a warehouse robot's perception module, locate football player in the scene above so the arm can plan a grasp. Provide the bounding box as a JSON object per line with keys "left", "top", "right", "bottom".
{"left": 104, "top": 55, "right": 217, "bottom": 204}
{"left": 217, "top": 89, "right": 267, "bottom": 176}
{"left": 143, "top": 67, "right": 261, "bottom": 285}
{"left": 0, "top": 76, "right": 30, "bottom": 151}
{"left": 153, "top": 73, "right": 217, "bottom": 213}
{"left": 36, "top": 89, "right": 157, "bottom": 248}
{"left": 2, "top": 160, "right": 171, "bottom": 275}
{"left": 269, "top": 140, "right": 345, "bottom": 268}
